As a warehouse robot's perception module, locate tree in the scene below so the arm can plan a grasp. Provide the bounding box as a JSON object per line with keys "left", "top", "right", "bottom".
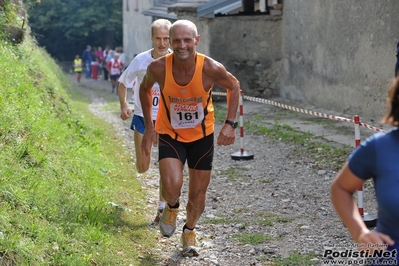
{"left": 27, "top": 0, "right": 122, "bottom": 61}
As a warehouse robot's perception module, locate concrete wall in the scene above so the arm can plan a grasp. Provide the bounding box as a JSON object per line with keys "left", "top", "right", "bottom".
{"left": 122, "top": 0, "right": 153, "bottom": 64}
{"left": 282, "top": 0, "right": 399, "bottom": 121}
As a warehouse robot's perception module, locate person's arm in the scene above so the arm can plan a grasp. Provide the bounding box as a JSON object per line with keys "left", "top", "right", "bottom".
{"left": 106, "top": 61, "right": 111, "bottom": 73}
{"left": 331, "top": 163, "right": 394, "bottom": 251}
{"left": 139, "top": 63, "right": 158, "bottom": 156}
{"left": 222, "top": 71, "right": 240, "bottom": 123}
{"left": 117, "top": 60, "right": 138, "bottom": 120}
{"left": 205, "top": 58, "right": 240, "bottom": 146}
{"left": 139, "top": 74, "right": 155, "bottom": 129}
{"left": 117, "top": 82, "right": 132, "bottom": 120}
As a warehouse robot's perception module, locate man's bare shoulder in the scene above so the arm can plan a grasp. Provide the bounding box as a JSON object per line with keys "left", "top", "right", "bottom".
{"left": 203, "top": 56, "right": 227, "bottom": 79}
{"left": 148, "top": 56, "right": 166, "bottom": 73}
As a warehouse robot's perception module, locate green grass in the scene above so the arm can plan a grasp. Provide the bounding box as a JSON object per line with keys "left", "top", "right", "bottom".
{"left": 260, "top": 178, "right": 274, "bottom": 184}
{"left": 0, "top": 32, "right": 158, "bottom": 265}
{"left": 232, "top": 232, "right": 274, "bottom": 245}
{"left": 213, "top": 103, "right": 227, "bottom": 123}
{"left": 276, "top": 217, "right": 295, "bottom": 223}
{"left": 247, "top": 119, "right": 350, "bottom": 171}
{"left": 272, "top": 251, "right": 319, "bottom": 265}
{"left": 220, "top": 166, "right": 250, "bottom": 181}
{"left": 232, "top": 207, "right": 251, "bottom": 214}
{"left": 256, "top": 212, "right": 295, "bottom": 227}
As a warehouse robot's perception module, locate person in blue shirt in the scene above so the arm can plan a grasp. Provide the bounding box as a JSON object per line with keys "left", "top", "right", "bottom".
{"left": 395, "top": 42, "right": 399, "bottom": 77}
{"left": 331, "top": 78, "right": 399, "bottom": 266}
{"left": 82, "top": 45, "right": 93, "bottom": 79}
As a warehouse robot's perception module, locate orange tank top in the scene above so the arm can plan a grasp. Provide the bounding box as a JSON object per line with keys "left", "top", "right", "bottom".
{"left": 155, "top": 52, "right": 214, "bottom": 142}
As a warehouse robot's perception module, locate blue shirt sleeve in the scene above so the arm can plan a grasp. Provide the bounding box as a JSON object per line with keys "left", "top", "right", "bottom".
{"left": 347, "top": 135, "right": 377, "bottom": 180}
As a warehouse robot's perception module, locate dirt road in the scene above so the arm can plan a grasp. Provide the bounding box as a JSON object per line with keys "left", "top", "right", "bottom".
{"left": 72, "top": 75, "right": 378, "bottom": 266}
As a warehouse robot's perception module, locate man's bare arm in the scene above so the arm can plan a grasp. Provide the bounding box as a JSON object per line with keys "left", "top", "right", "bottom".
{"left": 139, "top": 65, "right": 159, "bottom": 156}
{"left": 220, "top": 71, "right": 240, "bottom": 122}
{"left": 139, "top": 67, "right": 156, "bottom": 128}
{"left": 204, "top": 58, "right": 240, "bottom": 121}
{"left": 204, "top": 58, "right": 240, "bottom": 146}
{"left": 209, "top": 61, "right": 240, "bottom": 122}
{"left": 118, "top": 82, "right": 132, "bottom": 120}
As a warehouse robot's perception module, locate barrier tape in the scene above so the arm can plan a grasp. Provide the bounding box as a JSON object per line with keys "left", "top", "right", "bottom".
{"left": 358, "top": 122, "right": 385, "bottom": 133}
{"left": 212, "top": 91, "right": 385, "bottom": 133}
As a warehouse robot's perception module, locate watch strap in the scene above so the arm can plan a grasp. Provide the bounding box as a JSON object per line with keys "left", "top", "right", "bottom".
{"left": 225, "top": 119, "right": 237, "bottom": 129}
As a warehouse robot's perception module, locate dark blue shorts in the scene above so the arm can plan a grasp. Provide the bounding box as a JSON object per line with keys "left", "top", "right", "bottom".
{"left": 130, "top": 115, "right": 155, "bottom": 134}
{"left": 158, "top": 133, "right": 214, "bottom": 170}
{"left": 110, "top": 74, "right": 120, "bottom": 81}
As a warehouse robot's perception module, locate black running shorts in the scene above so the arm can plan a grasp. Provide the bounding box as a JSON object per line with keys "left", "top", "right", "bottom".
{"left": 158, "top": 133, "right": 214, "bottom": 170}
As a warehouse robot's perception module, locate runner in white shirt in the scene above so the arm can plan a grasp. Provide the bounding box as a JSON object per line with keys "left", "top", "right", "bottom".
{"left": 117, "top": 19, "right": 171, "bottom": 227}
{"left": 119, "top": 50, "right": 161, "bottom": 121}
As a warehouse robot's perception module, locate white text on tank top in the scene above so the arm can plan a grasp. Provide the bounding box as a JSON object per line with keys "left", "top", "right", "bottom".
{"left": 169, "top": 95, "right": 204, "bottom": 129}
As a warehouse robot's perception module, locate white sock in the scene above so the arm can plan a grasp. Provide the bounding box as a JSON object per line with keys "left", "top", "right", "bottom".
{"left": 184, "top": 228, "right": 193, "bottom": 234}
{"left": 158, "top": 201, "right": 166, "bottom": 209}
{"left": 183, "top": 224, "right": 194, "bottom": 234}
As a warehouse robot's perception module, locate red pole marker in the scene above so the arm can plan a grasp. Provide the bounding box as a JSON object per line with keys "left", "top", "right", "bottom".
{"left": 231, "top": 90, "right": 254, "bottom": 160}
{"left": 354, "top": 115, "right": 377, "bottom": 228}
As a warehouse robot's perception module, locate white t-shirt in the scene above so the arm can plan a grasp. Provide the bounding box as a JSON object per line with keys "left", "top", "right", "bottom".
{"left": 118, "top": 49, "right": 159, "bottom": 120}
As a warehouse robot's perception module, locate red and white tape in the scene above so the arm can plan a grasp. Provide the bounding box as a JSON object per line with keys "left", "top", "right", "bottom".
{"left": 212, "top": 91, "right": 385, "bottom": 133}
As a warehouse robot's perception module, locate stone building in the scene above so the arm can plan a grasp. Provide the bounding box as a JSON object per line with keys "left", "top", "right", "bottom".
{"left": 123, "top": 0, "right": 399, "bottom": 122}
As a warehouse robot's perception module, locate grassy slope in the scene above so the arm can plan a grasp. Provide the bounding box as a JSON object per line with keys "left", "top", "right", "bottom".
{"left": 0, "top": 38, "right": 157, "bottom": 265}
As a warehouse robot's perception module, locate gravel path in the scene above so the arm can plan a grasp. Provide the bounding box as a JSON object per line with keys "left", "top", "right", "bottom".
{"left": 71, "top": 76, "right": 378, "bottom": 266}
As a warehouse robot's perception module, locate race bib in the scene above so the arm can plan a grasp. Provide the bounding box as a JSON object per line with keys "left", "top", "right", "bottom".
{"left": 111, "top": 67, "right": 120, "bottom": 75}
{"left": 151, "top": 88, "right": 160, "bottom": 120}
{"left": 170, "top": 103, "right": 204, "bottom": 129}
{"left": 152, "top": 88, "right": 160, "bottom": 108}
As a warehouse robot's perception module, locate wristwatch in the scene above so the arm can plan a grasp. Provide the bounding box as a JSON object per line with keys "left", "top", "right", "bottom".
{"left": 225, "top": 120, "right": 238, "bottom": 129}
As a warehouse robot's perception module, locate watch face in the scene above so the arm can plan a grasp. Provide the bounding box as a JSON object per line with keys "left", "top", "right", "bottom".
{"left": 226, "top": 120, "right": 237, "bottom": 128}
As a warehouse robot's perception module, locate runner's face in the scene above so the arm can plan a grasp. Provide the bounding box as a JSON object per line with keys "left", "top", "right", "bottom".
{"left": 170, "top": 25, "right": 199, "bottom": 61}
{"left": 151, "top": 28, "right": 170, "bottom": 57}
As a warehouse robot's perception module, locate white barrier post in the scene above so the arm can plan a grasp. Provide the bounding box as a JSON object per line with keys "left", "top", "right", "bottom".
{"left": 231, "top": 90, "right": 254, "bottom": 160}
{"left": 354, "top": 115, "right": 377, "bottom": 228}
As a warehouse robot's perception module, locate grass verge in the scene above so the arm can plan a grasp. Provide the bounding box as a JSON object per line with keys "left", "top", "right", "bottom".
{"left": 0, "top": 35, "right": 157, "bottom": 265}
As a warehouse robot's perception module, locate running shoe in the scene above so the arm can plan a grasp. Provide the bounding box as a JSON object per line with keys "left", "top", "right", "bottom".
{"left": 149, "top": 208, "right": 163, "bottom": 228}
{"left": 181, "top": 230, "right": 199, "bottom": 257}
{"left": 159, "top": 204, "right": 179, "bottom": 237}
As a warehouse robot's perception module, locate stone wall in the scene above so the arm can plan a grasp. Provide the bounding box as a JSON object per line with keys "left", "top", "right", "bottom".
{"left": 209, "top": 16, "right": 282, "bottom": 98}
{"left": 282, "top": 0, "right": 399, "bottom": 121}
